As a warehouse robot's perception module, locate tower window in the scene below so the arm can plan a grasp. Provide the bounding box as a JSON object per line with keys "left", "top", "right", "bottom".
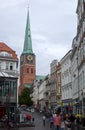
{"left": 27, "top": 68, "right": 29, "bottom": 73}
{"left": 31, "top": 68, "right": 33, "bottom": 73}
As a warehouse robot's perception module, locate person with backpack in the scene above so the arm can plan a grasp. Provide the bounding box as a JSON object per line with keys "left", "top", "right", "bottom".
{"left": 49, "top": 114, "right": 54, "bottom": 128}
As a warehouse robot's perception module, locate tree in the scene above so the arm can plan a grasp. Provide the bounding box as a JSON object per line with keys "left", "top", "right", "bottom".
{"left": 18, "top": 88, "right": 33, "bottom": 106}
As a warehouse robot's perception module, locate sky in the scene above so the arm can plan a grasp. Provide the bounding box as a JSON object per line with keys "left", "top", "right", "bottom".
{"left": 0, "top": 0, "right": 77, "bottom": 75}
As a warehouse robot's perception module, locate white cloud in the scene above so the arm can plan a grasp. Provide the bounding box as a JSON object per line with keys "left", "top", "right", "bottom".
{"left": 0, "top": 0, "right": 77, "bottom": 75}
{"left": 0, "top": 0, "right": 25, "bottom": 9}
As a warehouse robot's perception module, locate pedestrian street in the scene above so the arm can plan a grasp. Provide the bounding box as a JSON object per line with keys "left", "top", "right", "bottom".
{"left": 21, "top": 112, "right": 52, "bottom": 130}
{"left": 18, "top": 112, "right": 85, "bottom": 130}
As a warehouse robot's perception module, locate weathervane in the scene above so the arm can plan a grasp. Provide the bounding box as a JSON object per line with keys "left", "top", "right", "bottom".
{"left": 27, "top": 0, "right": 30, "bottom": 9}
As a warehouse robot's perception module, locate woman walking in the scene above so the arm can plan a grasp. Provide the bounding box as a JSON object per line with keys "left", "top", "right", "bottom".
{"left": 54, "top": 112, "right": 61, "bottom": 130}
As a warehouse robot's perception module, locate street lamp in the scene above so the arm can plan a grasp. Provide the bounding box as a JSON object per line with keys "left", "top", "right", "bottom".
{"left": 5, "top": 79, "right": 10, "bottom": 121}
{"left": 80, "top": 88, "right": 85, "bottom": 117}
{"left": 6, "top": 94, "right": 10, "bottom": 121}
{"left": 76, "top": 56, "right": 80, "bottom": 114}
{"left": 81, "top": 90, "right": 84, "bottom": 116}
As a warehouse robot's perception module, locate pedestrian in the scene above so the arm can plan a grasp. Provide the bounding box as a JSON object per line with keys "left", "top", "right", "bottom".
{"left": 66, "top": 119, "right": 72, "bottom": 130}
{"left": 63, "top": 113, "right": 67, "bottom": 120}
{"left": 42, "top": 115, "right": 46, "bottom": 126}
{"left": 54, "top": 112, "right": 61, "bottom": 130}
{"left": 32, "top": 117, "right": 35, "bottom": 124}
{"left": 7, "top": 120, "right": 13, "bottom": 128}
{"left": 75, "top": 116, "right": 80, "bottom": 130}
{"left": 49, "top": 114, "right": 54, "bottom": 128}
{"left": 60, "top": 118, "right": 66, "bottom": 130}
{"left": 69, "top": 114, "right": 75, "bottom": 130}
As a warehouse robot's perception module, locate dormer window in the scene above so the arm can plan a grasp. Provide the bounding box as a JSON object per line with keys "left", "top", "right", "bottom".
{"left": 0, "top": 51, "right": 12, "bottom": 57}
{"left": 10, "top": 63, "right": 13, "bottom": 70}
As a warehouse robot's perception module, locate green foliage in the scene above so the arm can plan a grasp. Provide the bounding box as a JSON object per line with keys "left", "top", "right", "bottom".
{"left": 18, "top": 88, "right": 33, "bottom": 106}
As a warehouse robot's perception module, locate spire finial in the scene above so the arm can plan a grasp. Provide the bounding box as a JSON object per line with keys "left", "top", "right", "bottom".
{"left": 28, "top": 0, "right": 30, "bottom": 9}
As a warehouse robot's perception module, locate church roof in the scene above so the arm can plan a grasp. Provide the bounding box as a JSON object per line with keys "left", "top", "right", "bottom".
{"left": 22, "top": 10, "right": 33, "bottom": 54}
{"left": 36, "top": 75, "right": 46, "bottom": 81}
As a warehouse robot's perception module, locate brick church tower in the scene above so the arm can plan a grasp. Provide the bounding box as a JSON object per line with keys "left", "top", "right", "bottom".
{"left": 19, "top": 10, "right": 36, "bottom": 95}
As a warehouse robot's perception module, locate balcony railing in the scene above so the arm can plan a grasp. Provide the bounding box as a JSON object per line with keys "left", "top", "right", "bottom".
{"left": 1, "top": 69, "right": 19, "bottom": 76}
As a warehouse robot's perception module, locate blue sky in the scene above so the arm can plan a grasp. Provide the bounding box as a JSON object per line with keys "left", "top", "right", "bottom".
{"left": 0, "top": 0, "right": 77, "bottom": 75}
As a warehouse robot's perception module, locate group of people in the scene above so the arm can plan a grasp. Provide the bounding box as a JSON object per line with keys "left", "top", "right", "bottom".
{"left": 42, "top": 112, "right": 79, "bottom": 130}
{"left": 52, "top": 113, "right": 72, "bottom": 130}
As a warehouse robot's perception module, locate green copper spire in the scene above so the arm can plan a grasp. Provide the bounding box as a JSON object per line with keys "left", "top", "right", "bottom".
{"left": 22, "top": 10, "right": 33, "bottom": 54}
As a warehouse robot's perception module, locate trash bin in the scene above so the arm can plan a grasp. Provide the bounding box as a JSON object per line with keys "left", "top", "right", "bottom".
{"left": 82, "top": 118, "right": 85, "bottom": 127}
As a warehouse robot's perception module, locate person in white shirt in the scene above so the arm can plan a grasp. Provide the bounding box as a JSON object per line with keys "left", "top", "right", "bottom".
{"left": 60, "top": 118, "right": 66, "bottom": 130}
{"left": 42, "top": 115, "right": 46, "bottom": 126}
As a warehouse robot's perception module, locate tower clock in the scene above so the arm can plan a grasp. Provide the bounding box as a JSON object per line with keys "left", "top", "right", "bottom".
{"left": 27, "top": 55, "right": 33, "bottom": 61}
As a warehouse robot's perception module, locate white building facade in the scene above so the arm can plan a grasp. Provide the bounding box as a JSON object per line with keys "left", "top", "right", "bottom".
{"left": 60, "top": 50, "right": 72, "bottom": 114}
{"left": 50, "top": 60, "right": 58, "bottom": 109}
{"left": 39, "top": 80, "right": 46, "bottom": 111}
{"left": 71, "top": 0, "right": 85, "bottom": 116}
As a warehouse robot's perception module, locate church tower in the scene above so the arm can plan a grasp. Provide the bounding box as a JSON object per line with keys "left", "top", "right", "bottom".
{"left": 19, "top": 10, "right": 36, "bottom": 95}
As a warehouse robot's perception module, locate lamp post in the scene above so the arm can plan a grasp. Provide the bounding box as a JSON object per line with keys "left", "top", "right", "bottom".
{"left": 81, "top": 90, "right": 84, "bottom": 116}
{"left": 14, "top": 79, "right": 19, "bottom": 130}
{"left": 76, "top": 56, "right": 80, "bottom": 114}
{"left": 5, "top": 79, "right": 10, "bottom": 121}
{"left": 82, "top": 70, "right": 85, "bottom": 117}
{"left": 6, "top": 94, "right": 10, "bottom": 121}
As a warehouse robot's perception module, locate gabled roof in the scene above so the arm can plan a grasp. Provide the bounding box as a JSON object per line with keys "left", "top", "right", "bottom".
{"left": 0, "top": 42, "right": 18, "bottom": 59}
